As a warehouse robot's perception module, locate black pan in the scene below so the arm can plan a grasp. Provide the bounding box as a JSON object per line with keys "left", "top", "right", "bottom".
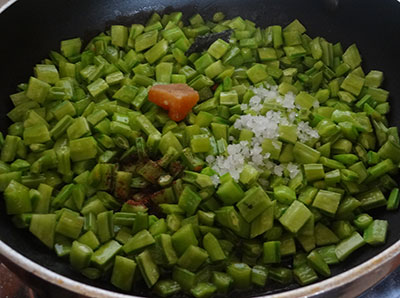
{"left": 1, "top": 0, "right": 400, "bottom": 297}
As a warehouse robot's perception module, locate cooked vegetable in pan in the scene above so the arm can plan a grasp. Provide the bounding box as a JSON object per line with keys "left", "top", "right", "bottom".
{"left": 1, "top": 10, "right": 398, "bottom": 297}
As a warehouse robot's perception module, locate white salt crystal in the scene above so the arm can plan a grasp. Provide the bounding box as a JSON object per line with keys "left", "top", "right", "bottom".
{"left": 289, "top": 111, "right": 297, "bottom": 123}
{"left": 249, "top": 95, "right": 261, "bottom": 107}
{"left": 210, "top": 175, "right": 220, "bottom": 187}
{"left": 205, "top": 155, "right": 215, "bottom": 164}
{"left": 282, "top": 92, "right": 296, "bottom": 110}
{"left": 286, "top": 162, "right": 300, "bottom": 179}
{"left": 207, "top": 84, "right": 317, "bottom": 185}
{"left": 273, "top": 165, "right": 284, "bottom": 176}
{"left": 297, "top": 121, "right": 319, "bottom": 143}
{"left": 240, "top": 104, "right": 248, "bottom": 111}
{"left": 263, "top": 153, "right": 271, "bottom": 159}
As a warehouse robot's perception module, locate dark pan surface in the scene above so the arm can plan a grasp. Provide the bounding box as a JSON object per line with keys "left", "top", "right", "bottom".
{"left": 1, "top": 0, "right": 400, "bottom": 296}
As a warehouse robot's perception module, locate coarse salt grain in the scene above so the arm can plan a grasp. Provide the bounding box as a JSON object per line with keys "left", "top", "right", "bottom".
{"left": 273, "top": 165, "right": 284, "bottom": 176}
{"left": 205, "top": 155, "right": 215, "bottom": 164}
{"left": 210, "top": 175, "right": 220, "bottom": 187}
{"left": 206, "top": 84, "right": 319, "bottom": 186}
{"left": 297, "top": 121, "right": 319, "bottom": 143}
{"left": 240, "top": 104, "right": 248, "bottom": 111}
{"left": 286, "top": 162, "right": 300, "bottom": 179}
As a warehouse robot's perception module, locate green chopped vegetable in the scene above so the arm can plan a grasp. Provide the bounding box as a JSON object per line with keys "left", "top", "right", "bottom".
{"left": 1, "top": 12, "right": 398, "bottom": 298}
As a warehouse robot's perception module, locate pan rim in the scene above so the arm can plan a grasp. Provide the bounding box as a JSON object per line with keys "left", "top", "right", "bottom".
{"left": 1, "top": 238, "right": 400, "bottom": 297}
{"left": 0, "top": 0, "right": 17, "bottom": 14}
{"left": 0, "top": 0, "right": 399, "bottom": 297}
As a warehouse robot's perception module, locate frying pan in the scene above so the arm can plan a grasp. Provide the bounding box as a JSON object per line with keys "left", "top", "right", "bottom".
{"left": 1, "top": 0, "right": 400, "bottom": 297}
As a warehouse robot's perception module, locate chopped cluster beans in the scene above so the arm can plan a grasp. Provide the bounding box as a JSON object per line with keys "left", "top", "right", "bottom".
{"left": 1, "top": 10, "right": 398, "bottom": 298}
